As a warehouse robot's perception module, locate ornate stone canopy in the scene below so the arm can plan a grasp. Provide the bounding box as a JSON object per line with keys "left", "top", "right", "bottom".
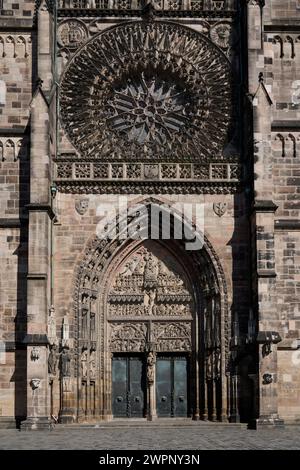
{"left": 60, "top": 20, "right": 232, "bottom": 162}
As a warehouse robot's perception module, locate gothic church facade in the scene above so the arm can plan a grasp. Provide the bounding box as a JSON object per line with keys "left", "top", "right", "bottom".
{"left": 0, "top": 0, "right": 300, "bottom": 429}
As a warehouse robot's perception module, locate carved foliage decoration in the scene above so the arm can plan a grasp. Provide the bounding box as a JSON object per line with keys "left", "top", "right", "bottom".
{"left": 60, "top": 21, "right": 232, "bottom": 162}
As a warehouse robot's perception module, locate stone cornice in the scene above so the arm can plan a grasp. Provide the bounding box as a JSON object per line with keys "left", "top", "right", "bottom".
{"left": 0, "top": 18, "right": 35, "bottom": 31}
{"left": 252, "top": 200, "right": 278, "bottom": 213}
{"left": 271, "top": 121, "right": 300, "bottom": 132}
{"left": 26, "top": 203, "right": 56, "bottom": 220}
{"left": 22, "top": 334, "right": 49, "bottom": 346}
{"left": 27, "top": 273, "right": 48, "bottom": 280}
{"left": 54, "top": 180, "right": 242, "bottom": 194}
{"left": 0, "top": 127, "right": 29, "bottom": 137}
{"left": 0, "top": 218, "right": 22, "bottom": 228}
{"left": 275, "top": 219, "right": 300, "bottom": 231}
{"left": 257, "top": 270, "right": 277, "bottom": 278}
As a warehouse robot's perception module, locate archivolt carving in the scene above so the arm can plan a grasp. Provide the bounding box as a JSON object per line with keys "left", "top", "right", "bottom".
{"left": 60, "top": 21, "right": 232, "bottom": 162}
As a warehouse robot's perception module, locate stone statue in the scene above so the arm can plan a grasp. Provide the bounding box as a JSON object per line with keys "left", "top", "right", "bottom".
{"left": 48, "top": 305, "right": 56, "bottom": 345}
{"left": 90, "top": 350, "right": 96, "bottom": 379}
{"left": 48, "top": 345, "right": 57, "bottom": 375}
{"left": 61, "top": 348, "right": 71, "bottom": 377}
{"left": 206, "top": 353, "right": 213, "bottom": 381}
{"left": 214, "top": 348, "right": 221, "bottom": 380}
{"left": 148, "top": 290, "right": 156, "bottom": 315}
{"left": 81, "top": 349, "right": 88, "bottom": 378}
{"left": 147, "top": 351, "right": 156, "bottom": 384}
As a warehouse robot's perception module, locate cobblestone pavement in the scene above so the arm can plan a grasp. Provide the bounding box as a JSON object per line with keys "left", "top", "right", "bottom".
{"left": 0, "top": 423, "right": 300, "bottom": 450}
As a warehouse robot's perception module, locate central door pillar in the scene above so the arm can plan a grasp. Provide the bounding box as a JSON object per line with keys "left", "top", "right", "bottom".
{"left": 146, "top": 351, "right": 157, "bottom": 421}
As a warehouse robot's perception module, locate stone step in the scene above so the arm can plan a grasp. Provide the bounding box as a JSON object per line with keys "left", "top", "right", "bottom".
{"left": 58, "top": 419, "right": 248, "bottom": 429}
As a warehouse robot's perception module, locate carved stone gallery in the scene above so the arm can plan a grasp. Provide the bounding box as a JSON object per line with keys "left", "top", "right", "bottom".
{"left": 1, "top": 0, "right": 300, "bottom": 430}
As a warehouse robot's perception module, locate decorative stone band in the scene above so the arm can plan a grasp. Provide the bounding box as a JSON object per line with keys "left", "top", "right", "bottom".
{"left": 55, "top": 161, "right": 242, "bottom": 181}
{"left": 57, "top": 0, "right": 237, "bottom": 14}
{"left": 54, "top": 180, "right": 240, "bottom": 194}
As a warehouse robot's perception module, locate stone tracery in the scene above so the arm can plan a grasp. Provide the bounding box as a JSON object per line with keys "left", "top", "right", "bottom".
{"left": 60, "top": 21, "right": 232, "bottom": 161}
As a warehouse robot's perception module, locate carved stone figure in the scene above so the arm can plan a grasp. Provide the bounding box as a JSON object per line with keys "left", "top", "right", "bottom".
{"left": 30, "top": 378, "right": 41, "bottom": 390}
{"left": 48, "top": 305, "right": 57, "bottom": 346}
{"left": 81, "top": 349, "right": 88, "bottom": 378}
{"left": 108, "top": 246, "right": 193, "bottom": 322}
{"left": 31, "top": 347, "right": 40, "bottom": 362}
{"left": 206, "top": 353, "right": 213, "bottom": 381}
{"left": 147, "top": 351, "right": 156, "bottom": 384}
{"left": 214, "top": 348, "right": 221, "bottom": 380}
{"left": 210, "top": 22, "right": 232, "bottom": 49}
{"left": 89, "top": 350, "right": 96, "bottom": 379}
{"left": 48, "top": 345, "right": 58, "bottom": 375}
{"left": 61, "top": 349, "right": 71, "bottom": 377}
{"left": 109, "top": 323, "right": 147, "bottom": 352}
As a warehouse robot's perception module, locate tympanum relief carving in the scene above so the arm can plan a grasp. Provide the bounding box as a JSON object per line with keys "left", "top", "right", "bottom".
{"left": 108, "top": 246, "right": 193, "bottom": 353}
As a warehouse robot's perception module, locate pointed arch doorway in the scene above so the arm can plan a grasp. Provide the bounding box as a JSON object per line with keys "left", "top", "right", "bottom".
{"left": 109, "top": 242, "right": 193, "bottom": 420}
{"left": 75, "top": 229, "right": 229, "bottom": 423}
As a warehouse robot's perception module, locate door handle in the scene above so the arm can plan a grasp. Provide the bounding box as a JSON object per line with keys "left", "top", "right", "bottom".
{"left": 116, "top": 396, "right": 123, "bottom": 402}
{"left": 178, "top": 396, "right": 185, "bottom": 402}
{"left": 161, "top": 396, "right": 167, "bottom": 402}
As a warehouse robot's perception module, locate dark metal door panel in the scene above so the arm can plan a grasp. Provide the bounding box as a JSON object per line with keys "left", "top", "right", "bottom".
{"left": 156, "top": 356, "right": 188, "bottom": 418}
{"left": 112, "top": 355, "right": 145, "bottom": 418}
{"left": 156, "top": 358, "right": 172, "bottom": 417}
{"left": 112, "top": 357, "right": 128, "bottom": 417}
{"left": 174, "top": 357, "right": 188, "bottom": 417}
{"left": 128, "top": 357, "right": 145, "bottom": 417}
